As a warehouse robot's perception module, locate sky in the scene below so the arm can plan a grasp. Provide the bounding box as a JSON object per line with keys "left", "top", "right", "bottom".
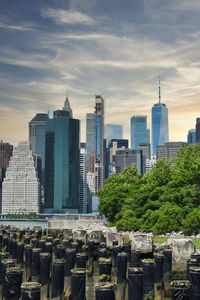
{"left": 0, "top": 0, "right": 200, "bottom": 146}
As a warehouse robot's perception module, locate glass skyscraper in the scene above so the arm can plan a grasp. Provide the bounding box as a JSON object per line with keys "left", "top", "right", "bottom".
{"left": 86, "top": 113, "right": 96, "bottom": 164}
{"left": 187, "top": 129, "right": 196, "bottom": 144}
{"left": 29, "top": 113, "right": 49, "bottom": 186}
{"left": 44, "top": 101, "right": 80, "bottom": 213}
{"left": 151, "top": 80, "right": 169, "bottom": 155}
{"left": 131, "top": 116, "right": 149, "bottom": 149}
{"left": 105, "top": 124, "right": 123, "bottom": 145}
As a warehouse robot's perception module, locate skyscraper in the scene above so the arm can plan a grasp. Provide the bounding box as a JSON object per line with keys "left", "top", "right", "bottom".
{"left": 0, "top": 141, "right": 13, "bottom": 213}
{"left": 152, "top": 79, "right": 169, "bottom": 155}
{"left": 29, "top": 113, "right": 49, "bottom": 186}
{"left": 80, "top": 143, "right": 87, "bottom": 214}
{"left": 130, "top": 116, "right": 149, "bottom": 149}
{"left": 196, "top": 118, "right": 200, "bottom": 144}
{"left": 86, "top": 113, "right": 96, "bottom": 165}
{"left": 44, "top": 99, "right": 80, "bottom": 213}
{"left": 187, "top": 129, "right": 196, "bottom": 144}
{"left": 2, "top": 141, "right": 40, "bottom": 214}
{"left": 105, "top": 124, "right": 123, "bottom": 145}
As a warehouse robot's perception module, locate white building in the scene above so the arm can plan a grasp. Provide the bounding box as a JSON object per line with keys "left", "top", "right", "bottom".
{"left": 2, "top": 141, "right": 40, "bottom": 214}
{"left": 79, "top": 144, "right": 87, "bottom": 213}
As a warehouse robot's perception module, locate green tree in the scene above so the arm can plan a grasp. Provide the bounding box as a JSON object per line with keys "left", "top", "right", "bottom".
{"left": 97, "top": 165, "right": 141, "bottom": 223}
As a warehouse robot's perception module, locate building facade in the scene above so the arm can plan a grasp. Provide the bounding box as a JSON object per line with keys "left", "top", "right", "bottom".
{"left": 86, "top": 113, "right": 96, "bottom": 166}
{"left": 29, "top": 113, "right": 49, "bottom": 186}
{"left": 115, "top": 149, "right": 145, "bottom": 175}
{"left": 95, "top": 95, "right": 104, "bottom": 188}
{"left": 152, "top": 80, "right": 169, "bottom": 155}
{"left": 2, "top": 141, "right": 40, "bottom": 214}
{"left": 196, "top": 118, "right": 200, "bottom": 144}
{"left": 44, "top": 101, "right": 80, "bottom": 213}
{"left": 105, "top": 124, "right": 123, "bottom": 145}
{"left": 130, "top": 116, "right": 149, "bottom": 149}
{"left": 0, "top": 141, "right": 13, "bottom": 213}
{"left": 79, "top": 143, "right": 87, "bottom": 214}
{"left": 156, "top": 142, "right": 187, "bottom": 161}
{"left": 187, "top": 129, "right": 196, "bottom": 144}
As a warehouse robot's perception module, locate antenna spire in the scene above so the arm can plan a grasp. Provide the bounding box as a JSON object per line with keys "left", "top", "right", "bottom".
{"left": 158, "top": 76, "right": 161, "bottom": 104}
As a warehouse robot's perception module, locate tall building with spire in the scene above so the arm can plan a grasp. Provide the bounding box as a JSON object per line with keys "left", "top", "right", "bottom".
{"left": 152, "top": 78, "right": 169, "bottom": 155}
{"left": 63, "top": 97, "right": 73, "bottom": 118}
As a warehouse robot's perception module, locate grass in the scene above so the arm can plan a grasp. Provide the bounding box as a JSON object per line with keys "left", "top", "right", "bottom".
{"left": 152, "top": 236, "right": 200, "bottom": 250}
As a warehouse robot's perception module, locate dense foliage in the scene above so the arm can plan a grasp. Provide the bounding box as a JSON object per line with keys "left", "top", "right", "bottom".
{"left": 97, "top": 144, "right": 200, "bottom": 235}
{"left": 6, "top": 212, "right": 37, "bottom": 219}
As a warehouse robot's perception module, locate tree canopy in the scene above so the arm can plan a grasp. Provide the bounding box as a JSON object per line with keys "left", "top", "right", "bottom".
{"left": 97, "top": 144, "right": 200, "bottom": 234}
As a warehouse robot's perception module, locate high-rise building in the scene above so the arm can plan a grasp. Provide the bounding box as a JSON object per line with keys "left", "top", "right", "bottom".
{"left": 86, "top": 113, "right": 96, "bottom": 165}
{"left": 115, "top": 149, "right": 145, "bottom": 175}
{"left": 63, "top": 97, "right": 73, "bottom": 118}
{"left": 156, "top": 142, "right": 187, "bottom": 161}
{"left": 79, "top": 143, "right": 87, "bottom": 214}
{"left": 95, "top": 95, "right": 104, "bottom": 188}
{"left": 44, "top": 99, "right": 80, "bottom": 213}
{"left": 196, "top": 118, "right": 200, "bottom": 144}
{"left": 152, "top": 79, "right": 169, "bottom": 155}
{"left": 2, "top": 141, "right": 40, "bottom": 214}
{"left": 138, "top": 143, "right": 151, "bottom": 160}
{"left": 187, "top": 129, "right": 196, "bottom": 144}
{"left": 130, "top": 116, "right": 149, "bottom": 149}
{"left": 0, "top": 141, "right": 13, "bottom": 213}
{"left": 29, "top": 113, "right": 49, "bottom": 186}
{"left": 107, "top": 139, "right": 129, "bottom": 176}
{"left": 105, "top": 124, "right": 123, "bottom": 145}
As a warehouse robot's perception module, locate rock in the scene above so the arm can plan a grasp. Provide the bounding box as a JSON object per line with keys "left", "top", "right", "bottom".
{"left": 105, "top": 232, "right": 123, "bottom": 248}
{"left": 130, "top": 233, "right": 153, "bottom": 254}
{"left": 87, "top": 230, "right": 106, "bottom": 243}
{"left": 166, "top": 238, "right": 195, "bottom": 274}
{"left": 154, "top": 242, "right": 168, "bottom": 252}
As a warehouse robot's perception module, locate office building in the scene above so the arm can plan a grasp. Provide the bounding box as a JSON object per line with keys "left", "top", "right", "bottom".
{"left": 79, "top": 143, "right": 87, "bottom": 214}
{"left": 115, "top": 149, "right": 145, "bottom": 175}
{"left": 152, "top": 79, "right": 169, "bottom": 154}
{"left": 131, "top": 116, "right": 149, "bottom": 149}
{"left": 156, "top": 142, "right": 187, "bottom": 161}
{"left": 107, "top": 139, "right": 129, "bottom": 176}
{"left": 196, "top": 118, "right": 200, "bottom": 144}
{"left": 44, "top": 99, "right": 80, "bottom": 213}
{"left": 187, "top": 129, "right": 196, "bottom": 145}
{"left": 105, "top": 124, "right": 123, "bottom": 145}
{"left": 2, "top": 141, "right": 40, "bottom": 214}
{"left": 95, "top": 95, "right": 104, "bottom": 188}
{"left": 0, "top": 141, "right": 13, "bottom": 213}
{"left": 86, "top": 113, "right": 96, "bottom": 165}
{"left": 29, "top": 113, "right": 49, "bottom": 186}
{"left": 138, "top": 143, "right": 151, "bottom": 160}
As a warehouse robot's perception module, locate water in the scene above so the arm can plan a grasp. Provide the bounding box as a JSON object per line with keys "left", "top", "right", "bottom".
{"left": 0, "top": 219, "right": 48, "bottom": 230}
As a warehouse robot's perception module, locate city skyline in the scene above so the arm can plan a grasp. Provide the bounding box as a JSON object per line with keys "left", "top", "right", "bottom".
{"left": 1, "top": 0, "right": 200, "bottom": 145}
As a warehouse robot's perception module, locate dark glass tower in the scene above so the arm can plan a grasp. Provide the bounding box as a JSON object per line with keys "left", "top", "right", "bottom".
{"left": 152, "top": 79, "right": 169, "bottom": 155}
{"left": 44, "top": 101, "right": 80, "bottom": 213}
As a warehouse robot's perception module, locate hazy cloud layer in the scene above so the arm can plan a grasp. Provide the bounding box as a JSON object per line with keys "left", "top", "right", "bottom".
{"left": 0, "top": 0, "right": 199, "bottom": 145}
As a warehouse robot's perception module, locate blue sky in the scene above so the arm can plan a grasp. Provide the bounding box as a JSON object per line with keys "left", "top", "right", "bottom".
{"left": 0, "top": 0, "right": 200, "bottom": 145}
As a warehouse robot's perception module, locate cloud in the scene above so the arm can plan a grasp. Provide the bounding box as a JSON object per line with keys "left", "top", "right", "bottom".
{"left": 41, "top": 8, "right": 94, "bottom": 25}
{"left": 0, "top": 22, "right": 35, "bottom": 31}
